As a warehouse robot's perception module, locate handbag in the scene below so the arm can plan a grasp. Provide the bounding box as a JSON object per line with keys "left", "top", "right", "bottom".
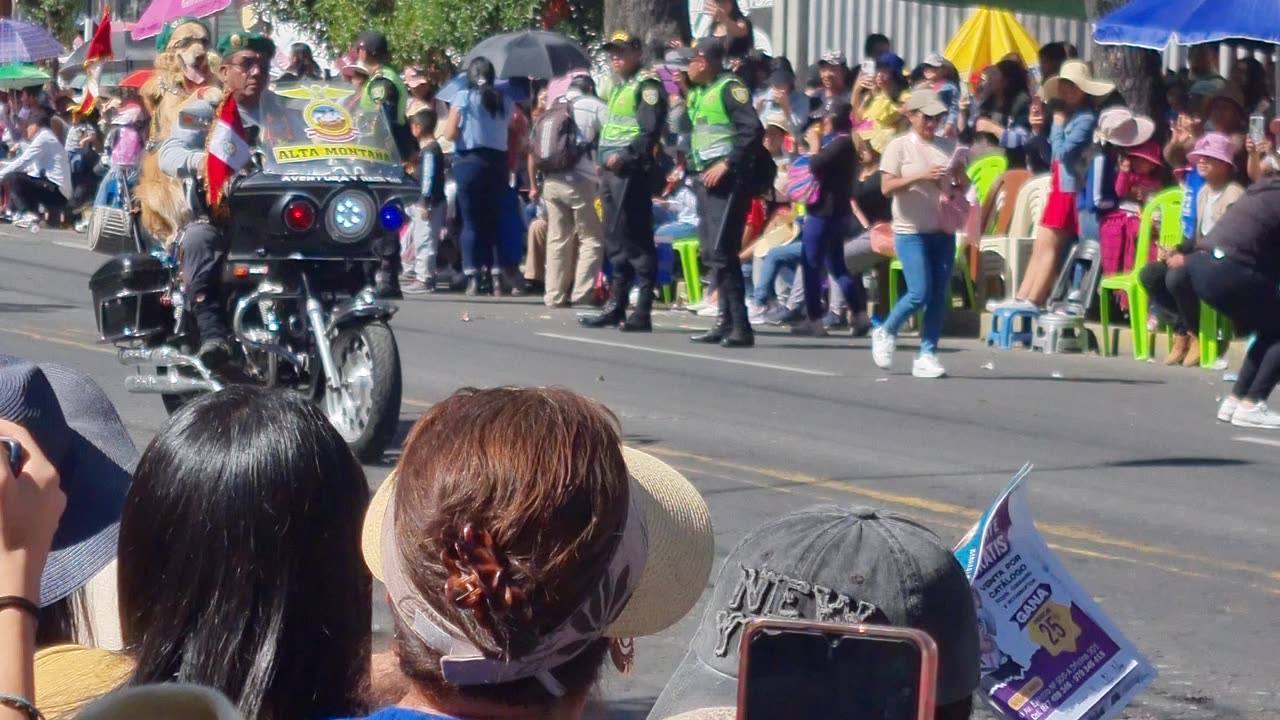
{"left": 937, "top": 185, "right": 972, "bottom": 235}
{"left": 868, "top": 222, "right": 896, "bottom": 257}
{"left": 785, "top": 156, "right": 819, "bottom": 205}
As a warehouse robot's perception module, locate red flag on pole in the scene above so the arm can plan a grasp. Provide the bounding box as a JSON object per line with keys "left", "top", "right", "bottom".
{"left": 74, "top": 6, "right": 113, "bottom": 115}
{"left": 205, "top": 94, "right": 253, "bottom": 217}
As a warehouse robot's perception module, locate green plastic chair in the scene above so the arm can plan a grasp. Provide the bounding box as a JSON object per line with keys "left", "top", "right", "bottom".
{"left": 671, "top": 237, "right": 702, "bottom": 304}
{"left": 885, "top": 158, "right": 994, "bottom": 322}
{"left": 1098, "top": 187, "right": 1184, "bottom": 359}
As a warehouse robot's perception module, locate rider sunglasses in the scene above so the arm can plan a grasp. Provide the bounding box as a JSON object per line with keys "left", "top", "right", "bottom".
{"left": 170, "top": 35, "right": 209, "bottom": 50}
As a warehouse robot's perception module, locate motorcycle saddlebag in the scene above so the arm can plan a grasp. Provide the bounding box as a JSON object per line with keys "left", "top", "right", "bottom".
{"left": 89, "top": 253, "right": 170, "bottom": 343}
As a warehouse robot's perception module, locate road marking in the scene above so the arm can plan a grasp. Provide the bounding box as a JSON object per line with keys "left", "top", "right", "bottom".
{"left": 650, "top": 446, "right": 1280, "bottom": 589}
{"left": 1234, "top": 435, "right": 1280, "bottom": 448}
{"left": 52, "top": 239, "right": 90, "bottom": 251}
{"left": 0, "top": 326, "right": 116, "bottom": 355}
{"left": 536, "top": 332, "right": 841, "bottom": 377}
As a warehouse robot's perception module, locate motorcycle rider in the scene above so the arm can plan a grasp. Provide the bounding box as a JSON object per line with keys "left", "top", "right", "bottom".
{"left": 356, "top": 31, "right": 413, "bottom": 298}
{"left": 580, "top": 30, "right": 667, "bottom": 332}
{"left": 158, "top": 32, "right": 274, "bottom": 368}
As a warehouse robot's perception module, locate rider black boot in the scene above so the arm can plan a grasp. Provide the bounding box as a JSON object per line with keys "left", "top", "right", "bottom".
{"left": 580, "top": 276, "right": 630, "bottom": 329}
{"left": 374, "top": 259, "right": 403, "bottom": 300}
{"left": 191, "top": 297, "right": 233, "bottom": 369}
{"left": 690, "top": 289, "right": 730, "bottom": 344}
{"left": 620, "top": 275, "right": 654, "bottom": 332}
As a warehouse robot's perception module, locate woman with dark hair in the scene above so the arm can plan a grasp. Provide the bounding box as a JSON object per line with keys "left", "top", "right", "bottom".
{"left": 345, "top": 386, "right": 714, "bottom": 720}
{"left": 853, "top": 53, "right": 910, "bottom": 135}
{"left": 702, "top": 0, "right": 754, "bottom": 59}
{"left": 442, "top": 57, "right": 514, "bottom": 295}
{"left": 1230, "top": 57, "right": 1270, "bottom": 115}
{"left": 968, "top": 59, "right": 1033, "bottom": 165}
{"left": 792, "top": 98, "right": 860, "bottom": 336}
{"left": 281, "top": 42, "right": 324, "bottom": 81}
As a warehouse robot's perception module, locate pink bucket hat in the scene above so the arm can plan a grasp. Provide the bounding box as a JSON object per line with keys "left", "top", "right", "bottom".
{"left": 1187, "top": 131, "right": 1237, "bottom": 169}
{"left": 1124, "top": 140, "right": 1164, "bottom": 168}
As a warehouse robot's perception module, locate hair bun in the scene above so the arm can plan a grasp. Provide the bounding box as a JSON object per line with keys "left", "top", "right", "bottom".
{"left": 443, "top": 524, "right": 533, "bottom": 630}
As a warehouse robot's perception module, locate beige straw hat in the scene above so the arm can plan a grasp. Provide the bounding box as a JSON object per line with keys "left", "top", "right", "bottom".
{"left": 1041, "top": 60, "right": 1115, "bottom": 99}
{"left": 362, "top": 446, "right": 714, "bottom": 639}
{"left": 666, "top": 709, "right": 737, "bottom": 720}
{"left": 74, "top": 684, "right": 244, "bottom": 720}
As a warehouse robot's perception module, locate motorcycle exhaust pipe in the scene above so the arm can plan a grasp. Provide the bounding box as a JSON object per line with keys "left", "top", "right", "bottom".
{"left": 119, "top": 346, "right": 222, "bottom": 389}
{"left": 119, "top": 346, "right": 192, "bottom": 366}
{"left": 125, "top": 373, "right": 222, "bottom": 394}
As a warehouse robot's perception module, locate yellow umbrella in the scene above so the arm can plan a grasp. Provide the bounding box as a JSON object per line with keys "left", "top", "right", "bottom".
{"left": 943, "top": 7, "right": 1040, "bottom": 78}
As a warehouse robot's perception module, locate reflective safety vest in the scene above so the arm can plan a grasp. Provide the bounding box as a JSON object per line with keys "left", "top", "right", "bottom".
{"left": 598, "top": 70, "right": 656, "bottom": 165}
{"left": 359, "top": 65, "right": 409, "bottom": 126}
{"left": 688, "top": 74, "right": 737, "bottom": 171}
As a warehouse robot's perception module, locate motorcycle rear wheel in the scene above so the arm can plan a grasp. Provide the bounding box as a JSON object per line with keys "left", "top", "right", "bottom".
{"left": 321, "top": 321, "right": 402, "bottom": 463}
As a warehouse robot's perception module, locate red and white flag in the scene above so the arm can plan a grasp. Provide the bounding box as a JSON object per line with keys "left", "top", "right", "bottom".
{"left": 74, "top": 6, "right": 113, "bottom": 115}
{"left": 205, "top": 94, "right": 253, "bottom": 215}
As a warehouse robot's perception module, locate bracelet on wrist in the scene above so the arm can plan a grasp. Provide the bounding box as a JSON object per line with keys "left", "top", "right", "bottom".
{"left": 0, "top": 596, "right": 39, "bottom": 621}
{"left": 0, "top": 694, "right": 43, "bottom": 720}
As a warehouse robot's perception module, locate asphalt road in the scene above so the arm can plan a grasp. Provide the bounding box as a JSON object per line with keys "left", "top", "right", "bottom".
{"left": 2, "top": 227, "right": 1277, "bottom": 720}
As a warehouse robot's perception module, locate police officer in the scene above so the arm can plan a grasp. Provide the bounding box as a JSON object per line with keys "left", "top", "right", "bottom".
{"left": 580, "top": 31, "right": 667, "bottom": 332}
{"left": 158, "top": 32, "right": 274, "bottom": 368}
{"left": 686, "top": 37, "right": 763, "bottom": 348}
{"left": 355, "top": 31, "right": 412, "bottom": 298}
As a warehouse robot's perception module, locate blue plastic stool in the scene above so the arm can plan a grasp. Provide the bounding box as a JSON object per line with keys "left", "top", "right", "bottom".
{"left": 655, "top": 242, "right": 675, "bottom": 304}
{"left": 987, "top": 307, "right": 1038, "bottom": 349}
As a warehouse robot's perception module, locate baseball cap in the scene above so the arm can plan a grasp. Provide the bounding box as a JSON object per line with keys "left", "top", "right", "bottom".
{"left": 818, "top": 49, "right": 848, "bottom": 68}
{"left": 763, "top": 111, "right": 791, "bottom": 134}
{"left": 603, "top": 30, "right": 642, "bottom": 51}
{"left": 357, "top": 31, "right": 390, "bottom": 59}
{"left": 0, "top": 355, "right": 138, "bottom": 607}
{"left": 341, "top": 61, "right": 371, "bottom": 78}
{"left": 691, "top": 36, "right": 726, "bottom": 65}
{"left": 403, "top": 66, "right": 428, "bottom": 88}
{"left": 363, "top": 447, "right": 715, "bottom": 684}
{"left": 904, "top": 88, "right": 948, "bottom": 116}
{"left": 923, "top": 52, "right": 946, "bottom": 68}
{"left": 648, "top": 505, "right": 980, "bottom": 719}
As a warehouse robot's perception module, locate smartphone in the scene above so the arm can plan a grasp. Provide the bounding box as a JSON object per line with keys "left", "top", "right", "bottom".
{"left": 948, "top": 145, "right": 971, "bottom": 171}
{"left": 1250, "top": 114, "right": 1266, "bottom": 143}
{"left": 1, "top": 438, "right": 20, "bottom": 474}
{"left": 737, "top": 619, "right": 938, "bottom": 720}
{"left": 861, "top": 59, "right": 876, "bottom": 78}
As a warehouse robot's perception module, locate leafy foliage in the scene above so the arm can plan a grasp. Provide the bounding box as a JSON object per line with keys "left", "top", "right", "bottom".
{"left": 27, "top": 0, "right": 80, "bottom": 41}
{"left": 261, "top": 0, "right": 602, "bottom": 69}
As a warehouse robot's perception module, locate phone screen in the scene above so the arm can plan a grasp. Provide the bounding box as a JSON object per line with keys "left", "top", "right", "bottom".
{"left": 1250, "top": 115, "right": 1266, "bottom": 142}
{"left": 740, "top": 627, "right": 926, "bottom": 720}
{"left": 861, "top": 60, "right": 876, "bottom": 78}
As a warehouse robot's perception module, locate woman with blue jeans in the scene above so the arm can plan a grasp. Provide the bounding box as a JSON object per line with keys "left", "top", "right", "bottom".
{"left": 872, "top": 89, "right": 968, "bottom": 378}
{"left": 442, "top": 56, "right": 513, "bottom": 295}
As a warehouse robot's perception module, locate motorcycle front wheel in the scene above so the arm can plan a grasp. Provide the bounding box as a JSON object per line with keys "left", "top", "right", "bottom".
{"left": 321, "top": 321, "right": 403, "bottom": 463}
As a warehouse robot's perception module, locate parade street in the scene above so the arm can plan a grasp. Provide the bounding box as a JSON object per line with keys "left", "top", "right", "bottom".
{"left": 2, "top": 227, "right": 1276, "bottom": 720}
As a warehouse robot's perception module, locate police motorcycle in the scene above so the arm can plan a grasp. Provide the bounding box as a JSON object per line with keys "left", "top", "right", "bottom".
{"left": 88, "top": 82, "right": 416, "bottom": 462}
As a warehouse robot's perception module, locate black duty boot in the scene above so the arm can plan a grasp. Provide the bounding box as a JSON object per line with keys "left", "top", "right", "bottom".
{"left": 720, "top": 279, "right": 755, "bottom": 348}
{"left": 192, "top": 301, "right": 233, "bottom": 369}
{"left": 690, "top": 290, "right": 730, "bottom": 343}
{"left": 374, "top": 261, "right": 403, "bottom": 299}
{"left": 620, "top": 276, "right": 654, "bottom": 332}
{"left": 580, "top": 278, "right": 630, "bottom": 328}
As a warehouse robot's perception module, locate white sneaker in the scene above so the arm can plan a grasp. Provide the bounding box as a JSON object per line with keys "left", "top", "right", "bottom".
{"left": 747, "top": 301, "right": 768, "bottom": 326}
{"left": 696, "top": 302, "right": 720, "bottom": 318}
{"left": 986, "top": 298, "right": 1039, "bottom": 313}
{"left": 1231, "top": 402, "right": 1280, "bottom": 429}
{"left": 912, "top": 353, "right": 947, "bottom": 379}
{"left": 871, "top": 327, "right": 895, "bottom": 369}
{"left": 11, "top": 213, "right": 39, "bottom": 229}
{"left": 790, "top": 318, "right": 827, "bottom": 337}
{"left": 1217, "top": 396, "right": 1240, "bottom": 423}
{"left": 686, "top": 296, "right": 712, "bottom": 314}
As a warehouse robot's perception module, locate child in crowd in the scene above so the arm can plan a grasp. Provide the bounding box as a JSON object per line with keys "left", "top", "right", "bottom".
{"left": 921, "top": 54, "right": 960, "bottom": 139}
{"left": 654, "top": 171, "right": 699, "bottom": 243}
{"left": 403, "top": 108, "right": 448, "bottom": 295}
{"left": 1099, "top": 139, "right": 1165, "bottom": 281}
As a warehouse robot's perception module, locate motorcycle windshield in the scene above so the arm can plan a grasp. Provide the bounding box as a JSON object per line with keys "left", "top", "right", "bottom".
{"left": 257, "top": 81, "right": 406, "bottom": 181}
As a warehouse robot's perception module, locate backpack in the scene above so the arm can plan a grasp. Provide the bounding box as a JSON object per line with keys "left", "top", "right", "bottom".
{"left": 531, "top": 98, "right": 584, "bottom": 172}
{"left": 785, "top": 155, "right": 817, "bottom": 204}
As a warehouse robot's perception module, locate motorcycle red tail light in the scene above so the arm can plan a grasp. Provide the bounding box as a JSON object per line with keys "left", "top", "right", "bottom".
{"left": 283, "top": 200, "right": 316, "bottom": 232}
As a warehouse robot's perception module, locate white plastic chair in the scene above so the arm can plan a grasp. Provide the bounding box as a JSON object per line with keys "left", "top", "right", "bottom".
{"left": 977, "top": 174, "right": 1051, "bottom": 302}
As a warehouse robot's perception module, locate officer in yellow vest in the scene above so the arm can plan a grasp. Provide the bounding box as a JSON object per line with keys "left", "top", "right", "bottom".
{"left": 579, "top": 31, "right": 667, "bottom": 332}
{"left": 355, "top": 31, "right": 413, "bottom": 298}
{"left": 686, "top": 37, "right": 764, "bottom": 348}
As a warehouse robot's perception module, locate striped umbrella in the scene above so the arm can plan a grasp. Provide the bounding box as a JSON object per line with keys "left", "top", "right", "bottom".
{"left": 0, "top": 18, "right": 67, "bottom": 64}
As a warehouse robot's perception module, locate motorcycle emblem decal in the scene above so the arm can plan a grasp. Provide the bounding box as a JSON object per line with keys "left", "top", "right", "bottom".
{"left": 303, "top": 101, "right": 359, "bottom": 142}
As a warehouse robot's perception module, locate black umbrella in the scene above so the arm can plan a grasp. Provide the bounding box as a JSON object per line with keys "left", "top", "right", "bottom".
{"left": 59, "top": 30, "right": 156, "bottom": 80}
{"left": 462, "top": 30, "right": 590, "bottom": 80}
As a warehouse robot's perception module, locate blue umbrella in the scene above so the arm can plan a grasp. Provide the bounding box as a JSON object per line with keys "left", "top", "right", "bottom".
{"left": 1094, "top": 0, "right": 1280, "bottom": 49}
{"left": 0, "top": 18, "right": 67, "bottom": 65}
{"left": 435, "top": 73, "right": 530, "bottom": 106}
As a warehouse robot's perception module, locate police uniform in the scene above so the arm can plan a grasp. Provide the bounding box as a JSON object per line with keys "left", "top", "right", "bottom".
{"left": 159, "top": 31, "right": 273, "bottom": 365}
{"left": 580, "top": 31, "right": 667, "bottom": 332}
{"left": 687, "top": 41, "right": 764, "bottom": 348}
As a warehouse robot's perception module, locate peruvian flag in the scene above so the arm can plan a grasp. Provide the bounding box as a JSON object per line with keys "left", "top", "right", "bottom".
{"left": 205, "top": 94, "right": 253, "bottom": 214}
{"left": 74, "top": 6, "right": 113, "bottom": 115}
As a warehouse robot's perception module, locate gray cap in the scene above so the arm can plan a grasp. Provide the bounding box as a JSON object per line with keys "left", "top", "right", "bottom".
{"left": 904, "top": 88, "right": 948, "bottom": 116}
{"left": 0, "top": 355, "right": 137, "bottom": 607}
{"left": 647, "top": 505, "right": 980, "bottom": 719}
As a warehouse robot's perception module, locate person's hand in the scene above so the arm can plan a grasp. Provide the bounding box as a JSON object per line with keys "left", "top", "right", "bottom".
{"left": 805, "top": 124, "right": 822, "bottom": 153}
{"left": 1028, "top": 101, "right": 1045, "bottom": 130}
{"left": 1119, "top": 157, "right": 1131, "bottom": 173}
{"left": 702, "top": 160, "right": 729, "bottom": 188}
{"left": 775, "top": 89, "right": 790, "bottom": 109}
{"left": 942, "top": 123, "right": 958, "bottom": 140}
{"left": 606, "top": 154, "right": 622, "bottom": 172}
{"left": 858, "top": 74, "right": 875, "bottom": 90}
{"left": 920, "top": 165, "right": 948, "bottom": 183}
{"left": 528, "top": 185, "right": 540, "bottom": 201}
{"left": 1258, "top": 138, "right": 1274, "bottom": 157}
{"left": 1157, "top": 246, "right": 1170, "bottom": 262}
{"left": 975, "top": 117, "right": 1002, "bottom": 135}
{"left": 668, "top": 39, "right": 685, "bottom": 49}
{"left": 0, "top": 421, "right": 65, "bottom": 602}
{"left": 1052, "top": 111, "right": 1067, "bottom": 127}
{"left": 1166, "top": 252, "right": 1186, "bottom": 269}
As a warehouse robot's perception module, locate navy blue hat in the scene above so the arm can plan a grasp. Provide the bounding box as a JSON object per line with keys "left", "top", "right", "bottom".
{"left": 0, "top": 355, "right": 136, "bottom": 607}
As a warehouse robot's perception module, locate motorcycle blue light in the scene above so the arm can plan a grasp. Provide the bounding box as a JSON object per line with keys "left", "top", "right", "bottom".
{"left": 380, "top": 203, "right": 404, "bottom": 231}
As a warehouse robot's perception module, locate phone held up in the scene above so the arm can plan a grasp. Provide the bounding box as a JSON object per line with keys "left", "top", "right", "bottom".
{"left": 736, "top": 619, "right": 938, "bottom": 720}
{"left": 1250, "top": 114, "right": 1266, "bottom": 144}
{"left": 2, "top": 437, "right": 20, "bottom": 474}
